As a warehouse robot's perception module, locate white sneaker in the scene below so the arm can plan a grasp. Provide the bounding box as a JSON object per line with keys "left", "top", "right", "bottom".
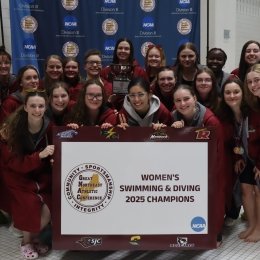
{"left": 8, "top": 223, "right": 23, "bottom": 238}
{"left": 224, "top": 217, "right": 237, "bottom": 227}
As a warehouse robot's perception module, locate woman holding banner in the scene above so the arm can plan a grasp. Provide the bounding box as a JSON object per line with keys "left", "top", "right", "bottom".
{"left": 1, "top": 90, "right": 54, "bottom": 259}
{"left": 118, "top": 77, "right": 171, "bottom": 128}
{"left": 66, "top": 78, "right": 117, "bottom": 127}
{"left": 242, "top": 63, "right": 260, "bottom": 242}
{"left": 171, "top": 84, "right": 225, "bottom": 246}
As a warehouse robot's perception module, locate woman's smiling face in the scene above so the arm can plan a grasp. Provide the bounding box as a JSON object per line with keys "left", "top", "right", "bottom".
{"left": 174, "top": 88, "right": 197, "bottom": 119}
{"left": 128, "top": 85, "right": 151, "bottom": 114}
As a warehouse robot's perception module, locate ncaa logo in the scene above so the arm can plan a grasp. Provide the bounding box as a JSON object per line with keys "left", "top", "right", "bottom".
{"left": 64, "top": 15, "right": 78, "bottom": 30}
{"left": 179, "top": 0, "right": 191, "bottom": 7}
{"left": 142, "top": 16, "right": 155, "bottom": 31}
{"left": 103, "top": 0, "right": 117, "bottom": 6}
{"left": 104, "top": 39, "right": 115, "bottom": 55}
{"left": 22, "top": 0, "right": 35, "bottom": 3}
{"left": 191, "top": 216, "right": 206, "bottom": 232}
{"left": 23, "top": 38, "right": 36, "bottom": 52}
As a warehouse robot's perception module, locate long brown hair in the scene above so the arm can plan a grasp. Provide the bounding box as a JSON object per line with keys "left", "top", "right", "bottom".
{"left": 67, "top": 79, "right": 107, "bottom": 125}
{"left": 4, "top": 90, "right": 48, "bottom": 154}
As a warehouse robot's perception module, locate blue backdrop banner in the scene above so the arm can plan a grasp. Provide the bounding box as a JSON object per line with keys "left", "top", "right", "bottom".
{"left": 10, "top": 0, "right": 200, "bottom": 77}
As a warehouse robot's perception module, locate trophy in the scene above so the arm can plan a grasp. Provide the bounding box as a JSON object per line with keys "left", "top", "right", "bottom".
{"left": 110, "top": 64, "right": 133, "bottom": 94}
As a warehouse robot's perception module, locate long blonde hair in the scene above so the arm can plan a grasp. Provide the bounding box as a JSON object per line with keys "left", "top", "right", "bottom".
{"left": 244, "top": 63, "right": 260, "bottom": 111}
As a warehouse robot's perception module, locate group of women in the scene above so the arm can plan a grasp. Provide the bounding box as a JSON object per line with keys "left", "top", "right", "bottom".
{"left": 0, "top": 38, "right": 259, "bottom": 259}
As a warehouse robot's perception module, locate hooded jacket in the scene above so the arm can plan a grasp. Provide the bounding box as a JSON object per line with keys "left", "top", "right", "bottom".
{"left": 0, "top": 90, "right": 24, "bottom": 123}
{"left": 120, "top": 94, "right": 171, "bottom": 126}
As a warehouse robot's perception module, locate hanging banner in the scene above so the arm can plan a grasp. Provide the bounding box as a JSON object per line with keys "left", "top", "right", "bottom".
{"left": 9, "top": 0, "right": 200, "bottom": 76}
{"left": 52, "top": 126, "right": 219, "bottom": 250}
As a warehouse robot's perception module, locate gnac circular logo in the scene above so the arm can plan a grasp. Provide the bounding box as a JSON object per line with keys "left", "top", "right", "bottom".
{"left": 140, "top": 0, "right": 155, "bottom": 12}
{"left": 61, "top": 0, "right": 78, "bottom": 11}
{"left": 62, "top": 41, "right": 79, "bottom": 57}
{"left": 102, "top": 18, "right": 118, "bottom": 35}
{"left": 141, "top": 41, "right": 154, "bottom": 57}
{"left": 177, "top": 18, "right": 192, "bottom": 35}
{"left": 64, "top": 163, "right": 114, "bottom": 213}
{"left": 20, "top": 16, "right": 38, "bottom": 33}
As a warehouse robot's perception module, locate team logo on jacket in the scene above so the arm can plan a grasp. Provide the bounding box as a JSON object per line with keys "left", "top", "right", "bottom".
{"left": 65, "top": 163, "right": 114, "bottom": 213}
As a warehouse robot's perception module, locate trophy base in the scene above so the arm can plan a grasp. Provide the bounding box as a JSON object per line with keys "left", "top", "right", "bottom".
{"left": 113, "top": 79, "right": 130, "bottom": 95}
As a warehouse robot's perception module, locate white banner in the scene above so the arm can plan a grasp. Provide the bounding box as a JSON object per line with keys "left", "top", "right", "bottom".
{"left": 61, "top": 142, "right": 208, "bottom": 235}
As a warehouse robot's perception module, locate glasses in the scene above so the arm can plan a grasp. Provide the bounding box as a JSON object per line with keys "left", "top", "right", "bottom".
{"left": 86, "top": 60, "right": 102, "bottom": 66}
{"left": 196, "top": 78, "right": 212, "bottom": 83}
{"left": 128, "top": 93, "right": 146, "bottom": 99}
{"left": 86, "top": 93, "right": 103, "bottom": 101}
